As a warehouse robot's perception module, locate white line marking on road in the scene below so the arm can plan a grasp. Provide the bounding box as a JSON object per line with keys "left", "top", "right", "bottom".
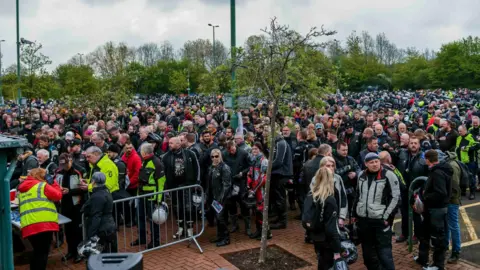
{"left": 460, "top": 208, "right": 478, "bottom": 241}
{"left": 461, "top": 239, "right": 480, "bottom": 248}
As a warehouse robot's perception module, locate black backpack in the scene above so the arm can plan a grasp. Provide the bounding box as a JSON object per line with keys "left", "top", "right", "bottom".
{"left": 455, "top": 160, "right": 472, "bottom": 189}
{"left": 302, "top": 192, "right": 325, "bottom": 232}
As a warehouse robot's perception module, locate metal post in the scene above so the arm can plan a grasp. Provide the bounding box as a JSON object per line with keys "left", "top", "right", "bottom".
{"left": 16, "top": 0, "right": 21, "bottom": 104}
{"left": 0, "top": 40, "right": 4, "bottom": 105}
{"left": 230, "top": 0, "right": 238, "bottom": 129}
{"left": 408, "top": 176, "right": 427, "bottom": 253}
{"left": 212, "top": 27, "right": 216, "bottom": 69}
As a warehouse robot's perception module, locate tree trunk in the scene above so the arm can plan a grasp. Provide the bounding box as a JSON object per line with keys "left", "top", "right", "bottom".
{"left": 259, "top": 102, "right": 278, "bottom": 263}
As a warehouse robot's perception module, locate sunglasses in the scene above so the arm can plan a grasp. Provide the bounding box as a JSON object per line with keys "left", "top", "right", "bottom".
{"left": 211, "top": 155, "right": 220, "bottom": 159}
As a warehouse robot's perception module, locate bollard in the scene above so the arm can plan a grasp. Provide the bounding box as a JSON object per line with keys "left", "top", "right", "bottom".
{"left": 87, "top": 253, "right": 143, "bottom": 270}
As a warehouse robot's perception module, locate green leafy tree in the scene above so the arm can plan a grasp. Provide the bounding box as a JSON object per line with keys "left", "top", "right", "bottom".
{"left": 20, "top": 43, "right": 53, "bottom": 98}
{"left": 234, "top": 17, "right": 336, "bottom": 263}
{"left": 53, "top": 64, "right": 99, "bottom": 105}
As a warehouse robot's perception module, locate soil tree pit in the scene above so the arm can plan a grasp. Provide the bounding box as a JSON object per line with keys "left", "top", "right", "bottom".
{"left": 221, "top": 244, "right": 311, "bottom": 270}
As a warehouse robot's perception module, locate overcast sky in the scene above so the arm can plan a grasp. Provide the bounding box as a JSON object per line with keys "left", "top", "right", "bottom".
{"left": 0, "top": 0, "right": 479, "bottom": 70}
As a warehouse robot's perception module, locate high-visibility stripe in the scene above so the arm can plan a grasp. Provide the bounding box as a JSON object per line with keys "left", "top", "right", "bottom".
{"left": 20, "top": 207, "right": 57, "bottom": 216}
{"left": 19, "top": 198, "right": 51, "bottom": 206}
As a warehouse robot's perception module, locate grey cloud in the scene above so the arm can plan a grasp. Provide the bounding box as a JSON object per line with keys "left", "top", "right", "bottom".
{"left": 80, "top": 0, "right": 128, "bottom": 6}
{"left": 0, "top": 0, "right": 40, "bottom": 16}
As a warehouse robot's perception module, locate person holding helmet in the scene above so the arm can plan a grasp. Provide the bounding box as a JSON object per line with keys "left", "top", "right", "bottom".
{"left": 81, "top": 172, "right": 117, "bottom": 253}
{"left": 17, "top": 168, "right": 63, "bottom": 270}
{"left": 130, "top": 143, "right": 166, "bottom": 249}
{"left": 146, "top": 132, "right": 163, "bottom": 157}
{"left": 55, "top": 153, "right": 85, "bottom": 264}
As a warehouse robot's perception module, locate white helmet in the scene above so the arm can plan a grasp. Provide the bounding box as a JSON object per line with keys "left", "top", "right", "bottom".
{"left": 152, "top": 202, "right": 169, "bottom": 225}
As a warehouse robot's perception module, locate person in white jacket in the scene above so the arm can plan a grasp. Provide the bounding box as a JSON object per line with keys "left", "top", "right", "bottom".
{"left": 310, "top": 156, "right": 348, "bottom": 227}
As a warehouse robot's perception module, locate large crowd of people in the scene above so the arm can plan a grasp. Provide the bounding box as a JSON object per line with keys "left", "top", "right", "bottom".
{"left": 7, "top": 89, "right": 480, "bottom": 270}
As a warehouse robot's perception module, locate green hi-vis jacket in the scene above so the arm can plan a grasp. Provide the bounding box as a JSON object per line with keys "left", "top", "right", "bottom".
{"left": 456, "top": 134, "right": 477, "bottom": 164}
{"left": 139, "top": 158, "right": 166, "bottom": 203}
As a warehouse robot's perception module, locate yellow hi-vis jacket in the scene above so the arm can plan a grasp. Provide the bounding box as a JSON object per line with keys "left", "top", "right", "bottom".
{"left": 19, "top": 182, "right": 58, "bottom": 228}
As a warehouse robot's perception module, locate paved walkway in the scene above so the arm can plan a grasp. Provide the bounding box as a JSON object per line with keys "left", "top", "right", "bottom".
{"left": 14, "top": 211, "right": 480, "bottom": 270}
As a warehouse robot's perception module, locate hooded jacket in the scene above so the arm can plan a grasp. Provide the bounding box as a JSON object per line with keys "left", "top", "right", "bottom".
{"left": 423, "top": 161, "right": 452, "bottom": 209}
{"left": 17, "top": 177, "right": 63, "bottom": 238}
{"left": 122, "top": 149, "right": 142, "bottom": 190}
{"left": 444, "top": 152, "right": 461, "bottom": 205}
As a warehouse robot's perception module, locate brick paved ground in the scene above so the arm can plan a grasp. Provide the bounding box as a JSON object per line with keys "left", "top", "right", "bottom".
{"left": 14, "top": 212, "right": 480, "bottom": 270}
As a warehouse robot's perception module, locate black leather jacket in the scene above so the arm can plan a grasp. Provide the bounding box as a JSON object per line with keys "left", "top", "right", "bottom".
{"left": 395, "top": 149, "right": 429, "bottom": 186}
{"left": 206, "top": 162, "right": 232, "bottom": 204}
{"left": 81, "top": 186, "right": 116, "bottom": 239}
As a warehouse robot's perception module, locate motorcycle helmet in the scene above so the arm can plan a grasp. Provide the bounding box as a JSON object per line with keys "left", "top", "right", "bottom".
{"left": 152, "top": 202, "right": 169, "bottom": 225}
{"left": 77, "top": 236, "right": 103, "bottom": 257}
{"left": 340, "top": 239, "right": 358, "bottom": 265}
{"left": 192, "top": 190, "right": 204, "bottom": 208}
{"left": 243, "top": 191, "right": 257, "bottom": 209}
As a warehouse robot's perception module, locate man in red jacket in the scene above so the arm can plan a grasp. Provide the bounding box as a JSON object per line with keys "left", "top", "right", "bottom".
{"left": 122, "top": 142, "right": 141, "bottom": 226}
{"left": 18, "top": 168, "right": 63, "bottom": 270}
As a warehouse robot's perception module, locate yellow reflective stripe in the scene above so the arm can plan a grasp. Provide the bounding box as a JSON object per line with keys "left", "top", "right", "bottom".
{"left": 20, "top": 207, "right": 57, "bottom": 216}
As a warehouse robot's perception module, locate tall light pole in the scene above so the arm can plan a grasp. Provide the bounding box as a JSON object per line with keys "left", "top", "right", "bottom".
{"left": 230, "top": 0, "right": 238, "bottom": 129}
{"left": 207, "top": 23, "right": 219, "bottom": 68}
{"left": 16, "top": 0, "right": 20, "bottom": 104}
{"left": 77, "top": 53, "right": 84, "bottom": 66}
{"left": 0, "top": 39, "right": 5, "bottom": 105}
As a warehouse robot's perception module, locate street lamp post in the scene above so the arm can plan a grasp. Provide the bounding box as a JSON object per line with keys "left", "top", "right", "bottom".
{"left": 230, "top": 0, "right": 238, "bottom": 129}
{"left": 77, "top": 53, "right": 84, "bottom": 66}
{"left": 0, "top": 39, "right": 5, "bottom": 105}
{"left": 16, "top": 0, "right": 20, "bottom": 104}
{"left": 207, "top": 23, "right": 219, "bottom": 68}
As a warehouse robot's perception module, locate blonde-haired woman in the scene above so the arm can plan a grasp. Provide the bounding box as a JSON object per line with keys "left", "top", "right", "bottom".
{"left": 308, "top": 167, "right": 341, "bottom": 270}
{"left": 318, "top": 157, "right": 348, "bottom": 226}
{"left": 206, "top": 148, "right": 232, "bottom": 247}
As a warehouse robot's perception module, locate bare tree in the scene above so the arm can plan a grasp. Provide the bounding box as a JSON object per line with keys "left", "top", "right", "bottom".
{"left": 137, "top": 43, "right": 161, "bottom": 66}
{"left": 234, "top": 17, "right": 336, "bottom": 263}
{"left": 159, "top": 41, "right": 176, "bottom": 61}
{"left": 375, "top": 33, "right": 390, "bottom": 64}
{"left": 87, "top": 42, "right": 135, "bottom": 77}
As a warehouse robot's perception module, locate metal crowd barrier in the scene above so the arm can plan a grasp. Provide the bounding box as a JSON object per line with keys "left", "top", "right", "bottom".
{"left": 82, "top": 184, "right": 205, "bottom": 254}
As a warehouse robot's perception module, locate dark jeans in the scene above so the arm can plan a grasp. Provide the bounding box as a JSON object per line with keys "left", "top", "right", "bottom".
{"left": 28, "top": 231, "right": 53, "bottom": 270}
{"left": 270, "top": 175, "right": 288, "bottom": 224}
{"left": 63, "top": 204, "right": 83, "bottom": 255}
{"left": 137, "top": 197, "right": 159, "bottom": 244}
{"left": 227, "top": 194, "right": 249, "bottom": 217}
{"left": 418, "top": 208, "right": 448, "bottom": 270}
{"left": 99, "top": 231, "right": 118, "bottom": 253}
{"left": 357, "top": 218, "right": 395, "bottom": 270}
{"left": 173, "top": 189, "right": 194, "bottom": 224}
{"left": 296, "top": 183, "right": 307, "bottom": 216}
{"left": 314, "top": 241, "right": 334, "bottom": 270}
{"left": 216, "top": 208, "right": 229, "bottom": 240}
{"left": 124, "top": 188, "right": 137, "bottom": 225}
{"left": 467, "top": 162, "right": 477, "bottom": 192}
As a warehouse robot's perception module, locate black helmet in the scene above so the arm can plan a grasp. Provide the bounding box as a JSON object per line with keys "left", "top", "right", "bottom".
{"left": 147, "top": 132, "right": 162, "bottom": 144}
{"left": 340, "top": 240, "right": 358, "bottom": 265}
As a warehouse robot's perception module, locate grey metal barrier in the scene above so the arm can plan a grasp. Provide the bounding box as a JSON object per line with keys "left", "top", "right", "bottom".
{"left": 82, "top": 184, "right": 205, "bottom": 255}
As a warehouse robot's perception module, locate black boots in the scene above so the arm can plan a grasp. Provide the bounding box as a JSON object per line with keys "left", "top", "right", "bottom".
{"left": 244, "top": 216, "right": 252, "bottom": 236}
{"left": 249, "top": 222, "right": 272, "bottom": 240}
{"left": 216, "top": 238, "right": 230, "bottom": 247}
{"left": 229, "top": 215, "right": 239, "bottom": 233}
